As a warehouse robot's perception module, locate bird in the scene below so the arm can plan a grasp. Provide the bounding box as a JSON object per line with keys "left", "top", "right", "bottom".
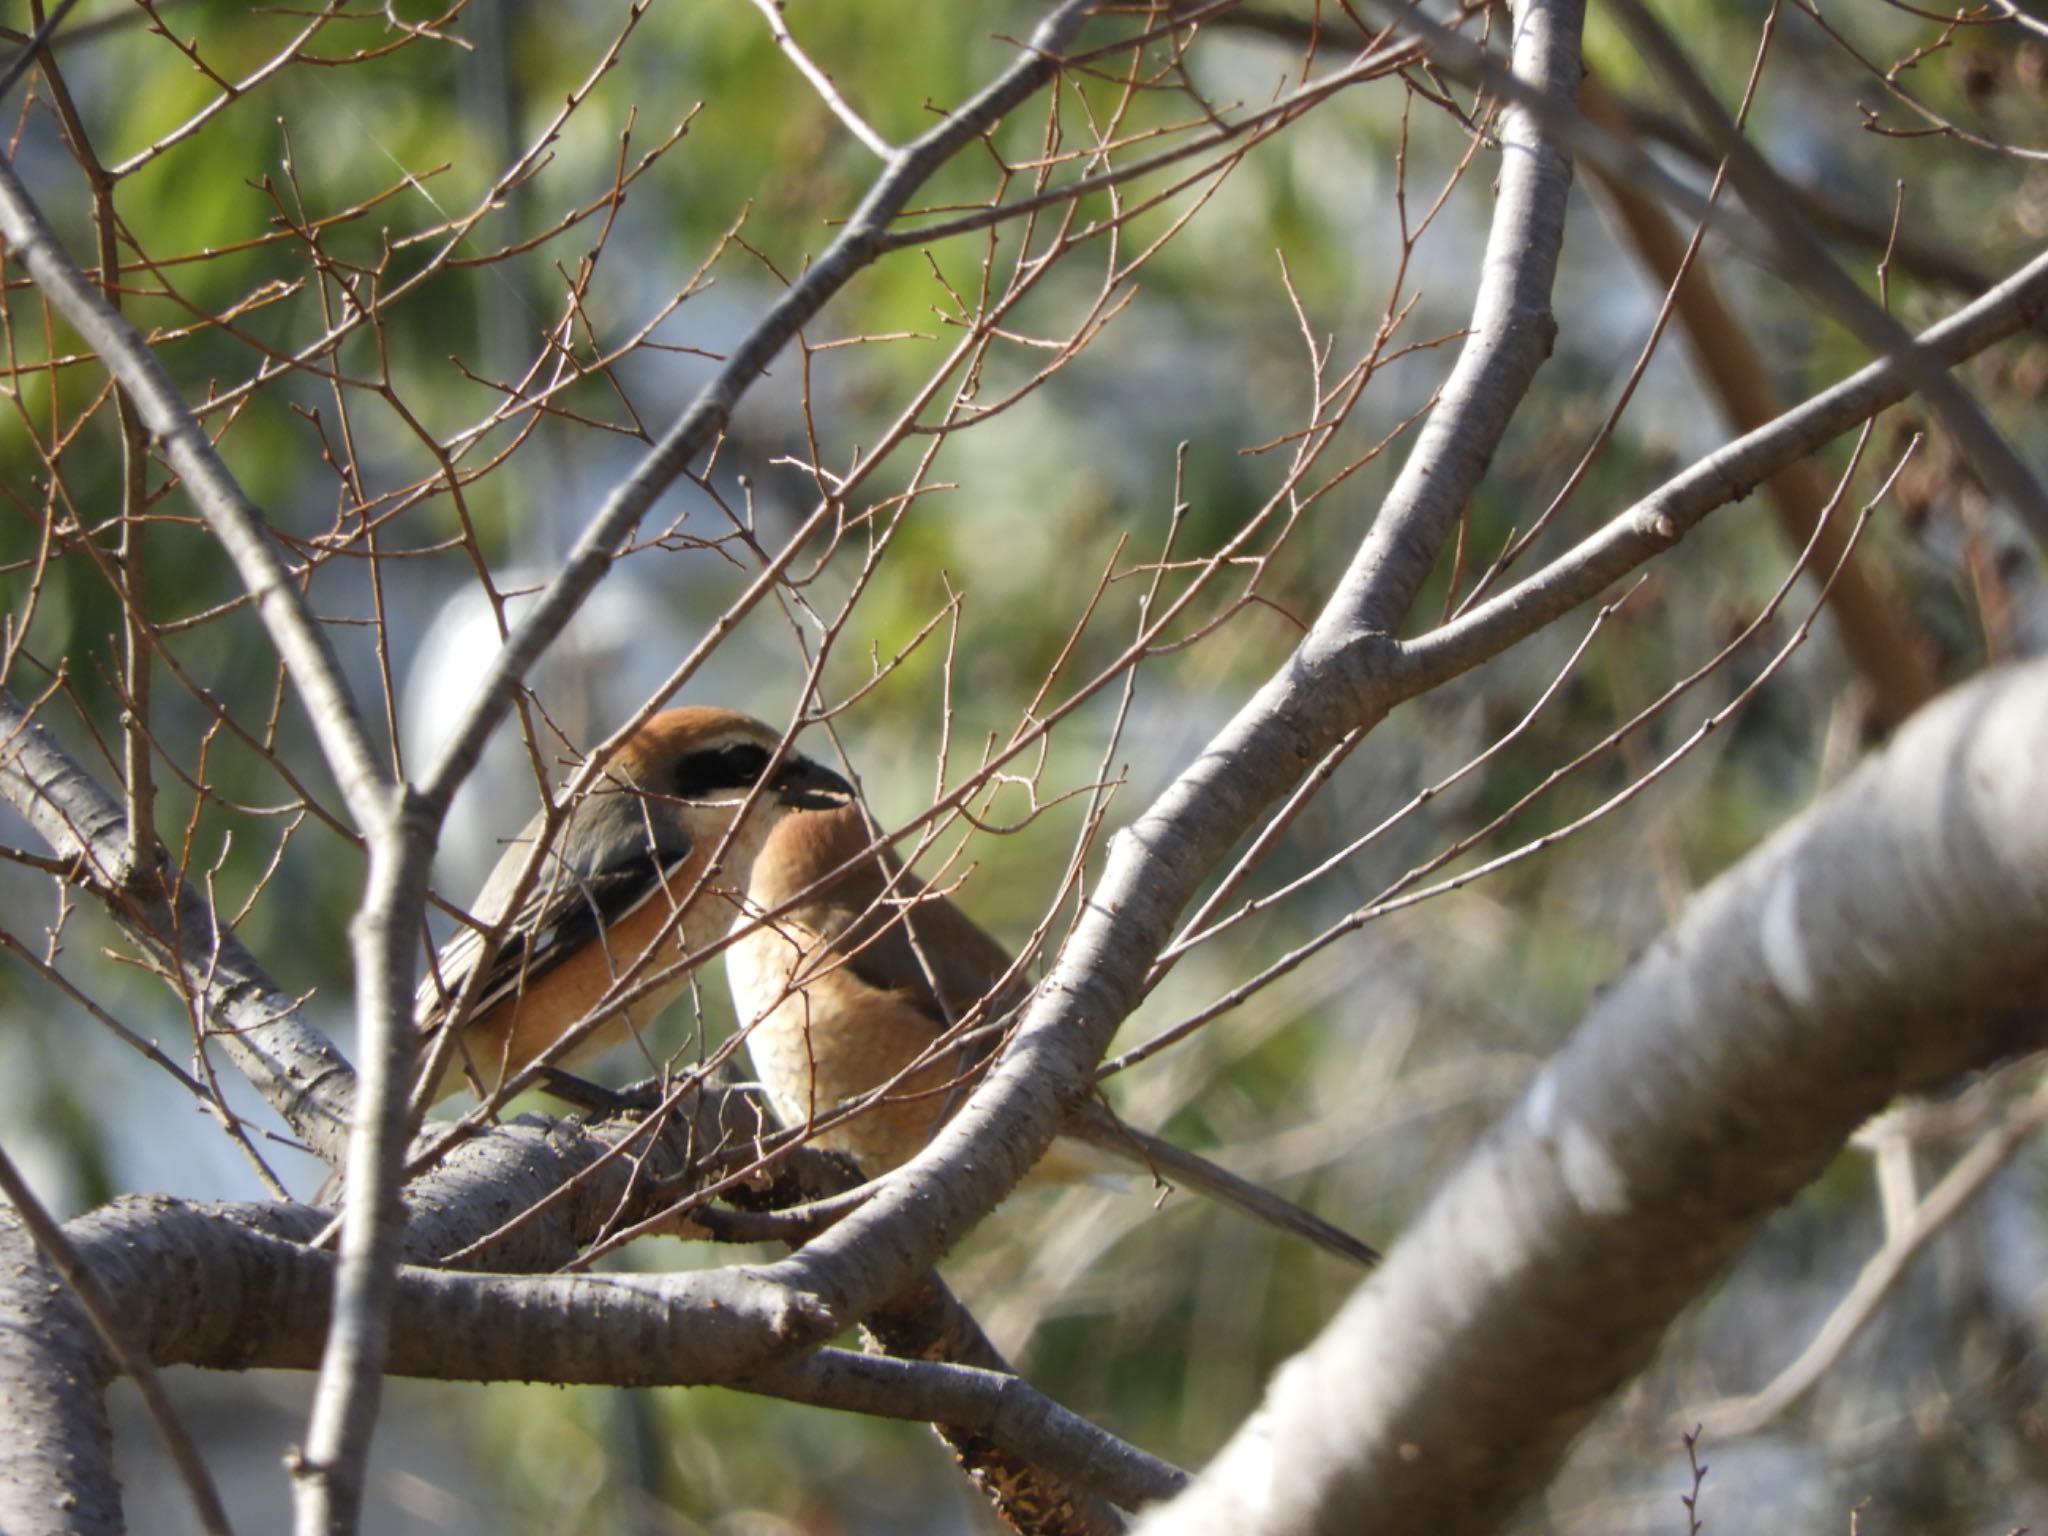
{"left": 727, "top": 802, "right": 1380, "bottom": 1266}
{"left": 416, "top": 706, "right": 853, "bottom": 1104}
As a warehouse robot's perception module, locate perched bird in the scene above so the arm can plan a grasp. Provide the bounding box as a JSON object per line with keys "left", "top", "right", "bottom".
{"left": 417, "top": 706, "right": 852, "bottom": 1102}
{"left": 728, "top": 803, "right": 1379, "bottom": 1266}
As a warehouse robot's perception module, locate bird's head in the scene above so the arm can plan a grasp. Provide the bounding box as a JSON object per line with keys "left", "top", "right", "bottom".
{"left": 610, "top": 707, "right": 854, "bottom": 815}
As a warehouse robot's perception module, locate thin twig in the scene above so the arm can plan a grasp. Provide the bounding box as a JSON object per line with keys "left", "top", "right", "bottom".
{"left": 417, "top": 0, "right": 1102, "bottom": 819}
{"left": 0, "top": 0, "right": 82, "bottom": 102}
{"left": 1604, "top": 0, "right": 2048, "bottom": 550}
{"left": 1692, "top": 1076, "right": 2048, "bottom": 1440}
{"left": 745, "top": 0, "right": 894, "bottom": 159}
{"left": 1394, "top": 246, "right": 2048, "bottom": 696}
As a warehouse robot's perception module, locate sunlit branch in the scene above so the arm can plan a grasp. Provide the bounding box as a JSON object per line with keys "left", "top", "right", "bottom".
{"left": 745, "top": 0, "right": 894, "bottom": 160}
{"left": 1395, "top": 245, "right": 2048, "bottom": 696}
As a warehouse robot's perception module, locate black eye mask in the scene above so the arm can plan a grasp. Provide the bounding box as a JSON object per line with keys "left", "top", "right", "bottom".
{"left": 670, "top": 742, "right": 772, "bottom": 798}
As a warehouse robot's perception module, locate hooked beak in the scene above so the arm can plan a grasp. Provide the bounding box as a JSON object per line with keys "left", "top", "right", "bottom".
{"left": 771, "top": 754, "right": 854, "bottom": 811}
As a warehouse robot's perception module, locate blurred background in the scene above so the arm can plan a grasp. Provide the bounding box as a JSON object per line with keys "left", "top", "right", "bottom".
{"left": 3, "top": 0, "right": 2047, "bottom": 1531}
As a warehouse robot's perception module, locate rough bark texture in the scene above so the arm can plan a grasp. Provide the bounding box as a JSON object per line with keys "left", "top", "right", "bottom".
{"left": 865, "top": 1273, "right": 1134, "bottom": 1536}
{"left": 0, "top": 1212, "right": 121, "bottom": 1536}
{"left": 1136, "top": 657, "right": 2048, "bottom": 1536}
{"left": 6, "top": 1096, "right": 1172, "bottom": 1524}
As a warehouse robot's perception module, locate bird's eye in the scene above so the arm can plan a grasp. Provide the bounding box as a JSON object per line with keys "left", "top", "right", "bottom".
{"left": 671, "top": 742, "right": 772, "bottom": 797}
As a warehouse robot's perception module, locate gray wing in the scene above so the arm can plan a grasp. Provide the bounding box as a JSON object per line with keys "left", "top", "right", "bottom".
{"left": 416, "top": 791, "right": 692, "bottom": 1030}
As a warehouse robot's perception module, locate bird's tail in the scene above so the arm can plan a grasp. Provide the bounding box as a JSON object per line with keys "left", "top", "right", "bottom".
{"left": 1060, "top": 1098, "right": 1380, "bottom": 1268}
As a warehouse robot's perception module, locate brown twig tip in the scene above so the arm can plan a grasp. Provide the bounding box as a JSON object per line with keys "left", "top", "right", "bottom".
{"left": 5, "top": 3, "right": 2048, "bottom": 1532}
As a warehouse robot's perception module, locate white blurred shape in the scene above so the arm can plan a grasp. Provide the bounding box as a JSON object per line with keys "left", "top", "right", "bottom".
{"left": 401, "top": 567, "right": 688, "bottom": 898}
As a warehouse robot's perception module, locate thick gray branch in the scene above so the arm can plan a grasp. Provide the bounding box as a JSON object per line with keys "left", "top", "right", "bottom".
{"left": 1333, "top": 0, "right": 1574, "bottom": 636}
{"left": 1136, "top": 657, "right": 2048, "bottom": 1535}
{"left": 0, "top": 1212, "right": 122, "bottom": 1536}
{"left": 0, "top": 1078, "right": 1179, "bottom": 1525}
{"left": 39, "top": 1161, "right": 1174, "bottom": 1517}
{"left": 297, "top": 815, "right": 433, "bottom": 1536}
{"left": 93, "top": 1208, "right": 836, "bottom": 1388}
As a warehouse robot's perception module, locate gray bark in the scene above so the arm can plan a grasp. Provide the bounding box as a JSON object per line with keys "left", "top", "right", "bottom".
{"left": 1136, "top": 657, "right": 2048, "bottom": 1535}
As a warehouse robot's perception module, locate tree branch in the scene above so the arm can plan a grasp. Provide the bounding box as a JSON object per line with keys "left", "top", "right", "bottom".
{"left": 0, "top": 689, "right": 356, "bottom": 1158}
{"left": 297, "top": 816, "right": 432, "bottom": 1536}
{"left": 1135, "top": 656, "right": 2048, "bottom": 1535}
{"left": 743, "top": 1348, "right": 1187, "bottom": 1516}
{"left": 416, "top": 0, "right": 1101, "bottom": 818}
{"left": 0, "top": 1143, "right": 232, "bottom": 1536}
{"left": 1603, "top": 0, "right": 2048, "bottom": 551}
{"left": 35, "top": 1179, "right": 1177, "bottom": 1519}
{"left": 1393, "top": 244, "right": 2048, "bottom": 695}
{"left": 714, "top": 0, "right": 1584, "bottom": 1355}
{"left": 0, "top": 1210, "right": 121, "bottom": 1536}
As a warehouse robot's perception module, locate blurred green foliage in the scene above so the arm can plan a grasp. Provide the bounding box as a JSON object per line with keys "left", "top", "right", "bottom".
{"left": 7, "top": 1, "right": 2048, "bottom": 1532}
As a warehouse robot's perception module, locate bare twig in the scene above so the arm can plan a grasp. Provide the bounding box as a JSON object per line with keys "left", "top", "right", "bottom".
{"left": 1394, "top": 246, "right": 2048, "bottom": 697}
{"left": 1691, "top": 1074, "right": 2048, "bottom": 1440}
{"left": 0, "top": 155, "right": 388, "bottom": 822}
{"left": 0, "top": 0, "right": 82, "bottom": 102}
{"left": 1574, "top": 70, "right": 1939, "bottom": 730}
{"left": 746, "top": 0, "right": 895, "bottom": 160}
{"left": 1135, "top": 657, "right": 2048, "bottom": 1535}
{"left": 417, "top": 0, "right": 1102, "bottom": 819}
{"left": 1604, "top": 0, "right": 2048, "bottom": 551}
